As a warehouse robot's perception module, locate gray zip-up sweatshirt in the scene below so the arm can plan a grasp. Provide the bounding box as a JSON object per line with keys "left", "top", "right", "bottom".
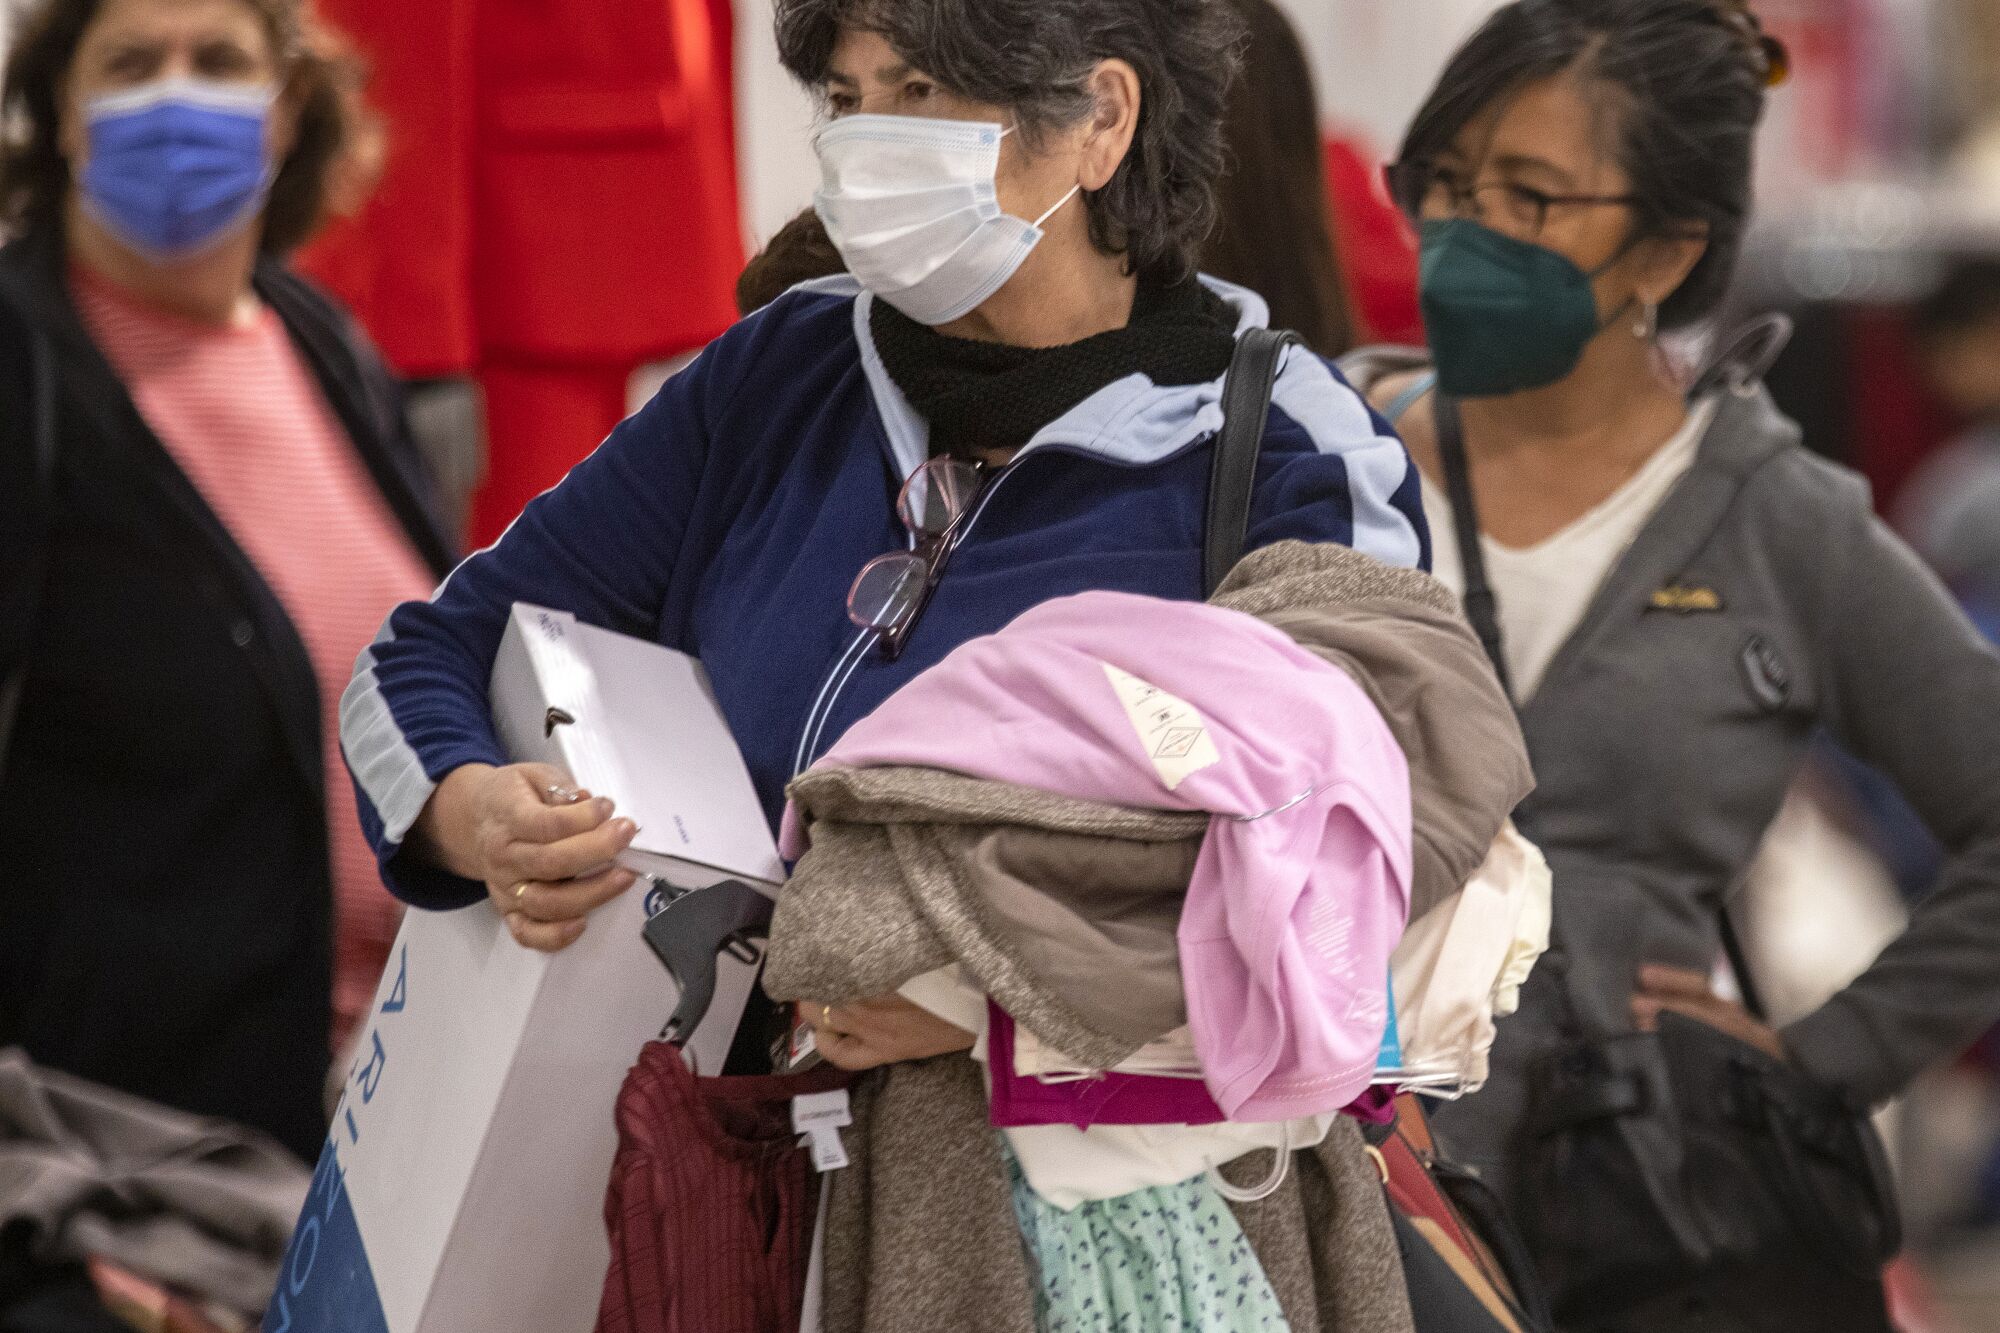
{"left": 1345, "top": 349, "right": 2000, "bottom": 1193}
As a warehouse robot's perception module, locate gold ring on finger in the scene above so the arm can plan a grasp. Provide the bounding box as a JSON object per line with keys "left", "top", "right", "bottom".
{"left": 513, "top": 881, "right": 532, "bottom": 902}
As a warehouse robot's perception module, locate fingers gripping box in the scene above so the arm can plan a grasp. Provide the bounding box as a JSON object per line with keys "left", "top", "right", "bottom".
{"left": 266, "top": 605, "right": 784, "bottom": 1333}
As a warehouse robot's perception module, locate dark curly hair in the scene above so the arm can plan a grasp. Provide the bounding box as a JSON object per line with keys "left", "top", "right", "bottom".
{"left": 775, "top": 0, "right": 1246, "bottom": 286}
{"left": 0, "top": 0, "right": 370, "bottom": 255}
{"left": 1388, "top": 0, "right": 1786, "bottom": 330}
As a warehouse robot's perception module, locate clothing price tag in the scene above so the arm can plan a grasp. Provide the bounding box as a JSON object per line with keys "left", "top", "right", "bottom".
{"left": 1102, "top": 663, "right": 1221, "bottom": 791}
{"left": 793, "top": 1089, "right": 852, "bottom": 1172}
{"left": 805, "top": 1126, "right": 849, "bottom": 1172}
{"left": 792, "top": 1089, "right": 853, "bottom": 1133}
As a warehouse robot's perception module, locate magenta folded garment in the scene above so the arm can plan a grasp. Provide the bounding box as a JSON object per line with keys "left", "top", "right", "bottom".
{"left": 986, "top": 1004, "right": 1227, "bottom": 1129}
{"left": 986, "top": 1005, "right": 1402, "bottom": 1129}
{"left": 1343, "top": 1086, "right": 1397, "bottom": 1126}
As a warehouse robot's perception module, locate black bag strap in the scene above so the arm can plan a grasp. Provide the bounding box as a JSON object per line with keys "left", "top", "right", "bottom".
{"left": 0, "top": 276, "right": 57, "bottom": 782}
{"left": 1204, "top": 328, "right": 1300, "bottom": 598}
{"left": 1685, "top": 312, "right": 1795, "bottom": 1022}
{"left": 1716, "top": 907, "right": 1769, "bottom": 1022}
{"left": 1434, "top": 392, "right": 1514, "bottom": 701}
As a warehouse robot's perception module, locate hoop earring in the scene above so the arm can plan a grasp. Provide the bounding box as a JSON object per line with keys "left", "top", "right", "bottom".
{"left": 1633, "top": 302, "right": 1659, "bottom": 341}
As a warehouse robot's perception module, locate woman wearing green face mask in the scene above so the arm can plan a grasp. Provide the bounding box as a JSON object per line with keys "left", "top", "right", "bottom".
{"left": 1347, "top": 0, "right": 2000, "bottom": 1329}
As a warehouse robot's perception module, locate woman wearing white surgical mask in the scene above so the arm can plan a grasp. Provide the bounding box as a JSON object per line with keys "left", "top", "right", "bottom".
{"left": 809, "top": 34, "right": 1112, "bottom": 347}
{"left": 342, "top": 3, "right": 1442, "bottom": 1322}
{"left": 0, "top": 0, "right": 454, "bottom": 1204}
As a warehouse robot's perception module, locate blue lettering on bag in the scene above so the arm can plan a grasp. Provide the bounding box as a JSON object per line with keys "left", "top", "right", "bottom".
{"left": 263, "top": 1139, "right": 389, "bottom": 1333}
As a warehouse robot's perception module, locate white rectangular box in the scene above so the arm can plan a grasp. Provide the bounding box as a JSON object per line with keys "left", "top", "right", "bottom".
{"left": 267, "top": 605, "right": 781, "bottom": 1333}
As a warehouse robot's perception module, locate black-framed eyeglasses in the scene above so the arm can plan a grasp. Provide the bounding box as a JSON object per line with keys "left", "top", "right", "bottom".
{"left": 847, "top": 456, "right": 987, "bottom": 660}
{"left": 1386, "top": 160, "right": 1639, "bottom": 243}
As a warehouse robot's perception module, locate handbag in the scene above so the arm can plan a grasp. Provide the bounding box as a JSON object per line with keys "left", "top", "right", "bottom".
{"left": 1432, "top": 361, "right": 1902, "bottom": 1322}
{"left": 1373, "top": 1094, "right": 1555, "bottom": 1333}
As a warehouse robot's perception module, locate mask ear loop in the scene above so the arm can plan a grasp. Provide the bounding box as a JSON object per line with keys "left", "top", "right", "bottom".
{"left": 997, "top": 122, "right": 1083, "bottom": 230}
{"left": 1583, "top": 230, "right": 1646, "bottom": 335}
{"left": 1032, "top": 184, "right": 1082, "bottom": 230}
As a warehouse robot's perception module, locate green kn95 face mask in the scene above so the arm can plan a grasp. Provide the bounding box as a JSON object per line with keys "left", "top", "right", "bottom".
{"left": 1419, "top": 217, "right": 1624, "bottom": 399}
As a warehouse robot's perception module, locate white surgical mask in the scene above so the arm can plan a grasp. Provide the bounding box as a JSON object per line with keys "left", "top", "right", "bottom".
{"left": 812, "top": 114, "right": 1081, "bottom": 326}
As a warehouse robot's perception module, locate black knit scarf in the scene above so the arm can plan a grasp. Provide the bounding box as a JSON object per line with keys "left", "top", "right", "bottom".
{"left": 869, "top": 278, "right": 1238, "bottom": 460}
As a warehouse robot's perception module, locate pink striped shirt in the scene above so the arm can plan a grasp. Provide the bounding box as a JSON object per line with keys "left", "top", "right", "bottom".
{"left": 74, "top": 265, "right": 436, "bottom": 1050}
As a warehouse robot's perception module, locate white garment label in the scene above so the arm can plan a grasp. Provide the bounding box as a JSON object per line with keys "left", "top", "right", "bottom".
{"left": 792, "top": 1089, "right": 852, "bottom": 1133}
{"left": 804, "top": 1127, "right": 850, "bottom": 1172}
{"left": 1102, "top": 663, "right": 1222, "bottom": 791}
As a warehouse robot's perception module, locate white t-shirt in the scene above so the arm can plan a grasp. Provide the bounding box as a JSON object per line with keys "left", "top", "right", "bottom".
{"left": 1421, "top": 398, "right": 1719, "bottom": 704}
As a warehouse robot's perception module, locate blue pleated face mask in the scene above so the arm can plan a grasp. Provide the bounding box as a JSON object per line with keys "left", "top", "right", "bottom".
{"left": 79, "top": 77, "right": 278, "bottom": 261}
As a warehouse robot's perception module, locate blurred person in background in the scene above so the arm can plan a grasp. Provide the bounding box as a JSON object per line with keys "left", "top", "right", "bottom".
{"left": 0, "top": 0, "right": 454, "bottom": 1166}
{"left": 1897, "top": 258, "right": 2000, "bottom": 600}
{"left": 1345, "top": 0, "right": 2000, "bottom": 1327}
{"left": 1201, "top": 0, "right": 1355, "bottom": 357}
{"left": 734, "top": 201, "right": 845, "bottom": 315}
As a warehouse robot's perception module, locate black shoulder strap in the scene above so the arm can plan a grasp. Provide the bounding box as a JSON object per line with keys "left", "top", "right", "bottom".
{"left": 0, "top": 272, "right": 57, "bottom": 780}
{"left": 1434, "top": 392, "right": 1514, "bottom": 701}
{"left": 1204, "top": 328, "right": 1300, "bottom": 597}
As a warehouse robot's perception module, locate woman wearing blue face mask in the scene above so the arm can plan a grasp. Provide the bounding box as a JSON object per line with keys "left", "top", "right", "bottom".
{"left": 0, "top": 0, "right": 453, "bottom": 1179}
{"left": 1344, "top": 0, "right": 2000, "bottom": 1328}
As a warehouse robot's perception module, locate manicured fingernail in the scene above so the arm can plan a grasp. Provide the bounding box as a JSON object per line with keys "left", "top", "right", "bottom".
{"left": 594, "top": 797, "right": 615, "bottom": 819}
{"left": 614, "top": 818, "right": 638, "bottom": 837}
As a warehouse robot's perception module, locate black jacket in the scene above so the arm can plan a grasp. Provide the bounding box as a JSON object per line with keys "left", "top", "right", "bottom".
{"left": 0, "top": 235, "right": 455, "bottom": 1162}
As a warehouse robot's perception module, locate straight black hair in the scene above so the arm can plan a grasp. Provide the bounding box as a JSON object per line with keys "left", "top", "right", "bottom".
{"left": 1389, "top": 0, "right": 1784, "bottom": 330}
